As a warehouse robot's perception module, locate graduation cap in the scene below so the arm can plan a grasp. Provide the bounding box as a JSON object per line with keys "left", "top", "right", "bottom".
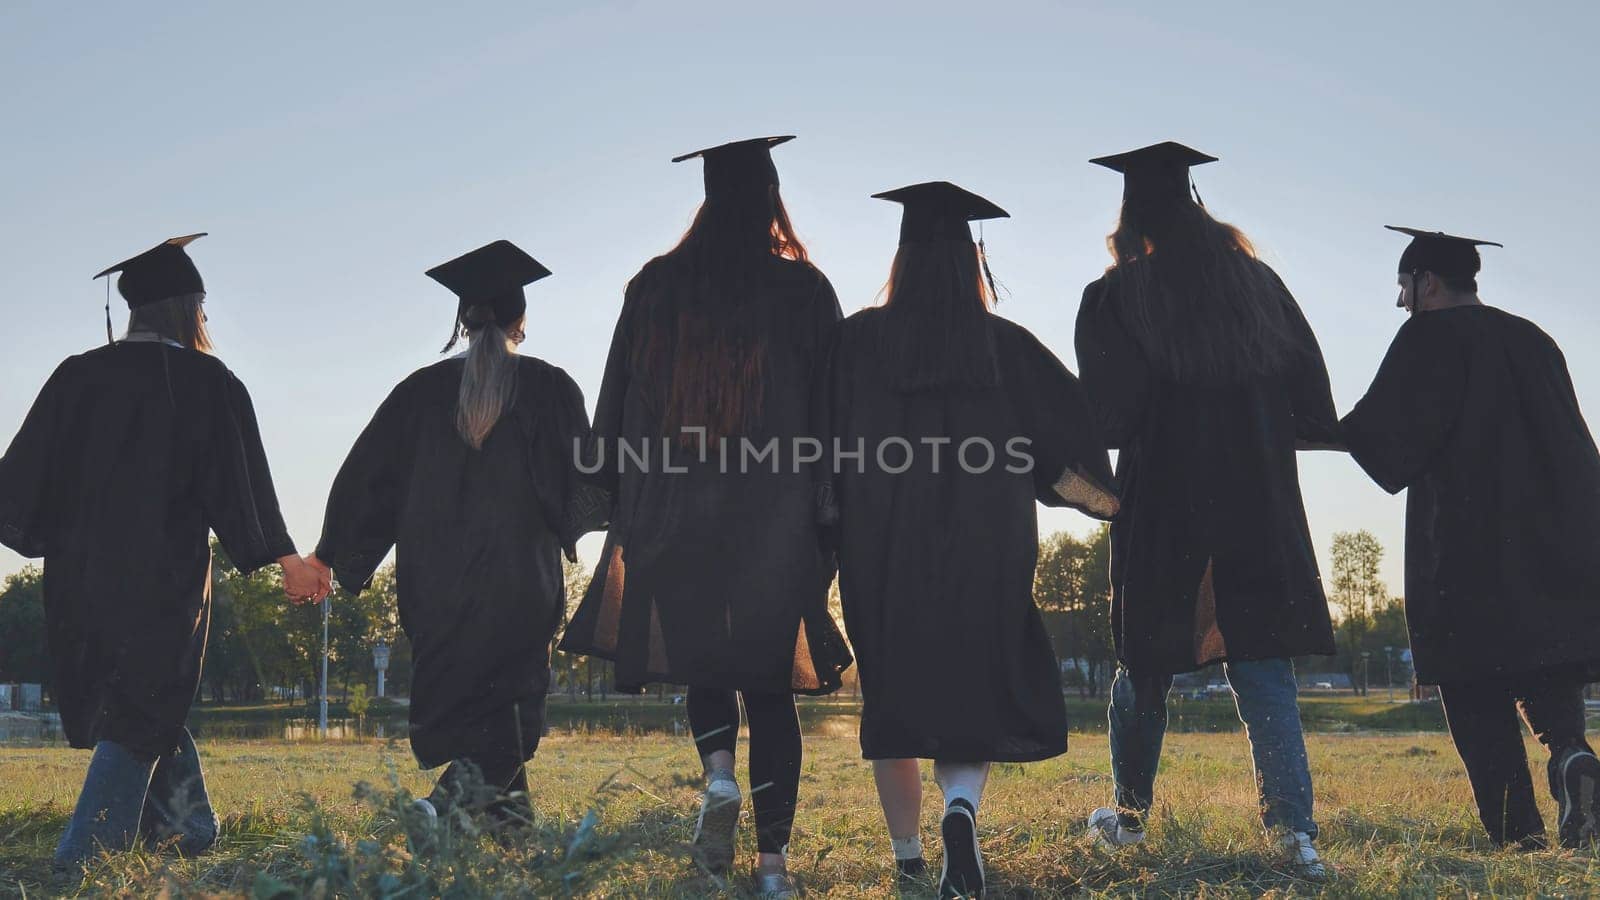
{"left": 1090, "top": 141, "right": 1218, "bottom": 206}
{"left": 94, "top": 234, "right": 207, "bottom": 307}
{"left": 1385, "top": 226, "right": 1502, "bottom": 280}
{"left": 92, "top": 233, "right": 207, "bottom": 342}
{"left": 872, "top": 181, "right": 1009, "bottom": 245}
{"left": 672, "top": 135, "right": 794, "bottom": 199}
{"left": 874, "top": 181, "right": 1010, "bottom": 304}
{"left": 425, "top": 240, "right": 551, "bottom": 352}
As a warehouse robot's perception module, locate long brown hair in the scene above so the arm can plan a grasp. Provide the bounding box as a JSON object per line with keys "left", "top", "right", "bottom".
{"left": 1104, "top": 196, "right": 1296, "bottom": 382}
{"left": 876, "top": 239, "right": 999, "bottom": 391}
{"left": 633, "top": 183, "right": 810, "bottom": 442}
{"left": 455, "top": 306, "right": 522, "bottom": 449}
{"left": 126, "top": 293, "right": 213, "bottom": 353}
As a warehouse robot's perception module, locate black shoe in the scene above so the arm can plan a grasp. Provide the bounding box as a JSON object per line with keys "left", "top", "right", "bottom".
{"left": 896, "top": 855, "right": 928, "bottom": 887}
{"left": 938, "top": 800, "right": 984, "bottom": 899}
{"left": 1557, "top": 750, "right": 1600, "bottom": 849}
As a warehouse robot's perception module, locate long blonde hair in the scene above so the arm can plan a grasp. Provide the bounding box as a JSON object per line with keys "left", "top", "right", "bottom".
{"left": 126, "top": 293, "right": 213, "bottom": 353}
{"left": 455, "top": 306, "right": 522, "bottom": 449}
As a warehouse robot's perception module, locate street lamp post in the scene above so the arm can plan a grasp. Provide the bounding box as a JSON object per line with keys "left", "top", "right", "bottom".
{"left": 373, "top": 642, "right": 391, "bottom": 699}
{"left": 319, "top": 594, "right": 330, "bottom": 738}
{"left": 1384, "top": 646, "right": 1395, "bottom": 703}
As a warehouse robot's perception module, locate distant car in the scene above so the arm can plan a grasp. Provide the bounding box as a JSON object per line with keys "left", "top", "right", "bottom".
{"left": 1313, "top": 681, "right": 1334, "bottom": 690}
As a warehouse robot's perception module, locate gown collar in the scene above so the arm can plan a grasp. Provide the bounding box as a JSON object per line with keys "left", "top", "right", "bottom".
{"left": 120, "top": 331, "right": 186, "bottom": 349}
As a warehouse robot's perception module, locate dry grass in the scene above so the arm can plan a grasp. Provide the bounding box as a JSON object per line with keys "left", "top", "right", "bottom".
{"left": 2, "top": 731, "right": 1598, "bottom": 897}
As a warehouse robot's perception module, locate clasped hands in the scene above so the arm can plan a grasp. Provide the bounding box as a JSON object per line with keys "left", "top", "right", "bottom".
{"left": 278, "top": 553, "right": 335, "bottom": 605}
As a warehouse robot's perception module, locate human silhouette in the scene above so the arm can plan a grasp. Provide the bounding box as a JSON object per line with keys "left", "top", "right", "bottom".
{"left": 1073, "top": 143, "right": 1336, "bottom": 877}
{"left": 815, "top": 180, "right": 1117, "bottom": 898}
{"left": 310, "top": 240, "right": 605, "bottom": 827}
{"left": 1341, "top": 226, "right": 1600, "bottom": 849}
{"left": 559, "top": 135, "right": 850, "bottom": 895}
{"left": 0, "top": 234, "right": 327, "bottom": 876}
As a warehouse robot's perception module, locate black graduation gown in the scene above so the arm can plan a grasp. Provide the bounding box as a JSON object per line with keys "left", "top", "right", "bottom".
{"left": 560, "top": 256, "right": 852, "bottom": 695}
{"left": 1074, "top": 265, "right": 1338, "bottom": 676}
{"left": 0, "top": 341, "right": 296, "bottom": 756}
{"left": 816, "top": 310, "right": 1117, "bottom": 761}
{"left": 1340, "top": 305, "right": 1600, "bottom": 686}
{"left": 315, "top": 356, "right": 602, "bottom": 769}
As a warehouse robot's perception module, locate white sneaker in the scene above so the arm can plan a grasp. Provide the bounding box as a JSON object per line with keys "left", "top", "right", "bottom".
{"left": 1087, "top": 807, "right": 1145, "bottom": 849}
{"left": 753, "top": 867, "right": 799, "bottom": 899}
{"left": 1277, "top": 830, "right": 1326, "bottom": 880}
{"left": 692, "top": 774, "right": 742, "bottom": 874}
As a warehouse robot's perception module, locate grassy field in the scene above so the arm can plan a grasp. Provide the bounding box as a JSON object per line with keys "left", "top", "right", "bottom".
{"left": 4, "top": 724, "right": 1600, "bottom": 897}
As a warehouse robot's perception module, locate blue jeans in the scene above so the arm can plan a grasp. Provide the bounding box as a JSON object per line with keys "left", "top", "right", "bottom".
{"left": 54, "top": 728, "right": 219, "bottom": 870}
{"left": 1107, "top": 658, "right": 1317, "bottom": 837}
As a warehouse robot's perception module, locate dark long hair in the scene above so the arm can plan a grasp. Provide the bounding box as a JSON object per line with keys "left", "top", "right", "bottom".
{"left": 876, "top": 239, "right": 999, "bottom": 391}
{"left": 633, "top": 184, "right": 810, "bottom": 442}
{"left": 126, "top": 293, "right": 213, "bottom": 353}
{"left": 1104, "top": 196, "right": 1295, "bottom": 382}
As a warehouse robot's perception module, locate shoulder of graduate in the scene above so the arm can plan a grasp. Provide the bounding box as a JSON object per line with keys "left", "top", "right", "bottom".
{"left": 517, "top": 354, "right": 582, "bottom": 393}
{"left": 1077, "top": 271, "right": 1116, "bottom": 310}
{"left": 840, "top": 305, "right": 883, "bottom": 327}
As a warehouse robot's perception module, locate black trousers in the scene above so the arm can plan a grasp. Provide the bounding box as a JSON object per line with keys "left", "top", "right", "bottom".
{"left": 687, "top": 687, "right": 801, "bottom": 854}
{"left": 1437, "top": 677, "right": 1593, "bottom": 846}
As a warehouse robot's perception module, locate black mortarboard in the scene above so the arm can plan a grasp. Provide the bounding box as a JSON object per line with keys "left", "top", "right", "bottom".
{"left": 1090, "top": 141, "right": 1218, "bottom": 206}
{"left": 672, "top": 135, "right": 794, "bottom": 200}
{"left": 93, "top": 234, "right": 207, "bottom": 308}
{"left": 1385, "top": 226, "right": 1502, "bottom": 280}
{"left": 426, "top": 240, "right": 551, "bottom": 351}
{"left": 872, "top": 181, "right": 1009, "bottom": 245}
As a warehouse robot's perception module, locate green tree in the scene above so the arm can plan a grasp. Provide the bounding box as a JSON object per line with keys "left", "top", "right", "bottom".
{"left": 348, "top": 683, "right": 370, "bottom": 732}
{"left": 212, "top": 541, "right": 323, "bottom": 702}
{"left": 1330, "top": 530, "right": 1386, "bottom": 695}
{"left": 551, "top": 557, "right": 590, "bottom": 699}
{"left": 0, "top": 566, "right": 49, "bottom": 685}
{"left": 1034, "top": 525, "right": 1115, "bottom": 697}
{"left": 327, "top": 567, "right": 402, "bottom": 701}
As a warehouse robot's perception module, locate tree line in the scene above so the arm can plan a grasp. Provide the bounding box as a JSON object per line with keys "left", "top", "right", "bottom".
{"left": 0, "top": 531, "right": 1404, "bottom": 703}
{"left": 1030, "top": 526, "right": 1409, "bottom": 697}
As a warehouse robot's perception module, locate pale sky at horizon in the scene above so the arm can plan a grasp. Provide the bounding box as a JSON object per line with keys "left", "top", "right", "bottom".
{"left": 3, "top": 1, "right": 1598, "bottom": 598}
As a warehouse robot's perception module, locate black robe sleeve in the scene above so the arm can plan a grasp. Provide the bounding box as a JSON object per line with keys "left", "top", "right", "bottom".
{"left": 1340, "top": 316, "right": 1469, "bottom": 494}
{"left": 1074, "top": 280, "right": 1150, "bottom": 451}
{"left": 1007, "top": 326, "right": 1120, "bottom": 519}
{"left": 546, "top": 367, "right": 610, "bottom": 559}
{"left": 204, "top": 373, "right": 297, "bottom": 574}
{"left": 0, "top": 362, "right": 69, "bottom": 557}
{"left": 315, "top": 381, "right": 413, "bottom": 592}
{"left": 587, "top": 279, "right": 640, "bottom": 495}
{"left": 808, "top": 278, "right": 846, "bottom": 550}
{"left": 1265, "top": 270, "right": 1341, "bottom": 449}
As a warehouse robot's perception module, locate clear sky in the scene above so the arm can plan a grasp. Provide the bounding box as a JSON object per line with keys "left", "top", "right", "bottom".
{"left": 3, "top": 0, "right": 1597, "bottom": 597}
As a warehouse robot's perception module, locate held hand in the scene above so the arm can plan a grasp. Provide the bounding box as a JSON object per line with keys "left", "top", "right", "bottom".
{"left": 306, "top": 553, "right": 335, "bottom": 599}
{"left": 279, "top": 554, "right": 329, "bottom": 605}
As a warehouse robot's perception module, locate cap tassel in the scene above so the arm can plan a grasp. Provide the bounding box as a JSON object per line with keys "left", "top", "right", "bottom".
{"left": 978, "top": 223, "right": 1005, "bottom": 307}
{"left": 104, "top": 278, "right": 114, "bottom": 344}
{"left": 440, "top": 317, "right": 462, "bottom": 354}
{"left": 1190, "top": 174, "right": 1206, "bottom": 208}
